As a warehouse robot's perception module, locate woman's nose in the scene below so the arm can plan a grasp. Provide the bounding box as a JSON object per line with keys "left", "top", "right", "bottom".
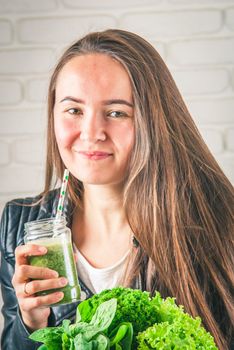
{"left": 79, "top": 113, "right": 106, "bottom": 142}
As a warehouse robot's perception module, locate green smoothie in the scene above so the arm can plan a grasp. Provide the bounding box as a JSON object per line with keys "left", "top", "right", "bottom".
{"left": 28, "top": 237, "right": 80, "bottom": 305}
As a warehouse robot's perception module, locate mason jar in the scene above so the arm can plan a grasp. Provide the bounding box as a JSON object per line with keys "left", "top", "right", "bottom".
{"left": 24, "top": 217, "right": 81, "bottom": 306}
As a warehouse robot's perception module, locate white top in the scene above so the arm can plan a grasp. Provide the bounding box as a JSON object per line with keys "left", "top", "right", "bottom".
{"left": 74, "top": 246, "right": 130, "bottom": 294}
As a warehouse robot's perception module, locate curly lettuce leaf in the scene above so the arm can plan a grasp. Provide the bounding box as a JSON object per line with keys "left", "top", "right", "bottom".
{"left": 137, "top": 315, "right": 218, "bottom": 349}
{"left": 78, "top": 287, "right": 160, "bottom": 338}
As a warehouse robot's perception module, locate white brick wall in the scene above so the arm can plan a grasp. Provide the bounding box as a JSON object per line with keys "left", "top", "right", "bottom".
{"left": 0, "top": 49, "right": 56, "bottom": 74}
{"left": 226, "top": 128, "right": 234, "bottom": 150}
{"left": 168, "top": 38, "right": 234, "bottom": 65}
{"left": 0, "top": 80, "right": 22, "bottom": 104}
{"left": 0, "top": 0, "right": 234, "bottom": 344}
{"left": 0, "top": 20, "right": 12, "bottom": 44}
{"left": 18, "top": 16, "right": 117, "bottom": 44}
{"left": 0, "top": 0, "right": 57, "bottom": 13}
{"left": 120, "top": 9, "right": 222, "bottom": 38}
{"left": 171, "top": 68, "right": 230, "bottom": 95}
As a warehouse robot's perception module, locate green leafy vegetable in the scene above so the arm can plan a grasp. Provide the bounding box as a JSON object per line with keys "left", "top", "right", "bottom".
{"left": 80, "top": 287, "right": 217, "bottom": 349}
{"left": 110, "top": 322, "right": 133, "bottom": 350}
{"left": 30, "top": 299, "right": 118, "bottom": 350}
{"left": 37, "top": 346, "right": 48, "bottom": 350}
{"left": 29, "top": 327, "right": 63, "bottom": 349}
{"left": 29, "top": 287, "right": 218, "bottom": 350}
{"left": 77, "top": 299, "right": 93, "bottom": 323}
{"left": 89, "top": 298, "right": 117, "bottom": 334}
{"left": 73, "top": 333, "right": 93, "bottom": 349}
{"left": 95, "top": 334, "right": 110, "bottom": 350}
{"left": 77, "top": 287, "right": 159, "bottom": 347}
{"left": 137, "top": 318, "right": 218, "bottom": 349}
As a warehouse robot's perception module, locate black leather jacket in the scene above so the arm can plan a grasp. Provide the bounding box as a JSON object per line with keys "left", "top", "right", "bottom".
{"left": 0, "top": 190, "right": 143, "bottom": 350}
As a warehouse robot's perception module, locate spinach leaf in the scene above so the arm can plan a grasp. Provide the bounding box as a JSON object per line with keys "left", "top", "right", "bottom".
{"left": 74, "top": 333, "right": 94, "bottom": 350}
{"left": 70, "top": 322, "right": 90, "bottom": 337}
{"left": 62, "top": 319, "right": 71, "bottom": 335}
{"left": 83, "top": 299, "right": 117, "bottom": 341}
{"left": 30, "top": 298, "right": 125, "bottom": 350}
{"left": 74, "top": 333, "right": 110, "bottom": 350}
{"left": 76, "top": 306, "right": 82, "bottom": 323}
{"left": 62, "top": 332, "right": 74, "bottom": 350}
{"left": 78, "top": 299, "right": 94, "bottom": 322}
{"left": 95, "top": 334, "right": 110, "bottom": 350}
{"left": 29, "top": 327, "right": 63, "bottom": 349}
{"left": 114, "top": 345, "right": 122, "bottom": 350}
{"left": 90, "top": 299, "right": 117, "bottom": 331}
{"left": 110, "top": 322, "right": 133, "bottom": 350}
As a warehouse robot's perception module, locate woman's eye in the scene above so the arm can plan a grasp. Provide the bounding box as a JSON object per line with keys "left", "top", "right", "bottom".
{"left": 66, "top": 108, "right": 82, "bottom": 116}
{"left": 107, "top": 110, "right": 128, "bottom": 118}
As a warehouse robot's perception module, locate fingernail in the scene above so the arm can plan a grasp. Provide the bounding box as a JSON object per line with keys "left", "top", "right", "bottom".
{"left": 55, "top": 292, "right": 64, "bottom": 299}
{"left": 51, "top": 271, "right": 59, "bottom": 278}
{"left": 38, "top": 246, "right": 47, "bottom": 253}
{"left": 59, "top": 277, "right": 67, "bottom": 286}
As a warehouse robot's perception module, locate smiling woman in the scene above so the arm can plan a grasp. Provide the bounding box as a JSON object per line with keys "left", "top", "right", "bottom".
{"left": 53, "top": 53, "right": 135, "bottom": 186}
{"left": 0, "top": 29, "right": 233, "bottom": 350}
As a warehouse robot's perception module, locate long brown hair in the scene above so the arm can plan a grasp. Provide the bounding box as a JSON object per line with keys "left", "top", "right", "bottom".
{"left": 43, "top": 29, "right": 234, "bottom": 349}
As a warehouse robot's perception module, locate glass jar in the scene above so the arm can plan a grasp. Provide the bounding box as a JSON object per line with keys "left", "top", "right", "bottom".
{"left": 24, "top": 217, "right": 81, "bottom": 306}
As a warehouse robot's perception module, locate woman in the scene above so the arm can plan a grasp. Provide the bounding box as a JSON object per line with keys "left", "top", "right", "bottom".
{"left": 0, "top": 29, "right": 233, "bottom": 350}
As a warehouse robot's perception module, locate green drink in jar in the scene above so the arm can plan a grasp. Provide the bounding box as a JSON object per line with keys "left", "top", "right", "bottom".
{"left": 24, "top": 217, "right": 81, "bottom": 305}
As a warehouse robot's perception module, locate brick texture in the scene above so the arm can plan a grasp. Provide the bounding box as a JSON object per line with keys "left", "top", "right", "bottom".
{"left": 0, "top": 49, "right": 55, "bottom": 74}
{"left": 226, "top": 128, "right": 234, "bottom": 151}
{"left": 188, "top": 98, "right": 234, "bottom": 124}
{"left": 0, "top": 140, "right": 11, "bottom": 165}
{"left": 171, "top": 68, "right": 230, "bottom": 95}
{"left": 12, "top": 136, "right": 46, "bottom": 164}
{"left": 18, "top": 16, "right": 117, "bottom": 44}
{"left": 0, "top": 165, "right": 44, "bottom": 193}
{"left": 0, "top": 20, "right": 12, "bottom": 44}
{"left": 26, "top": 78, "right": 48, "bottom": 102}
{"left": 120, "top": 10, "right": 222, "bottom": 39}
{"left": 0, "top": 109, "right": 46, "bottom": 134}
{"left": 0, "top": 80, "right": 22, "bottom": 104}
{"left": 226, "top": 7, "right": 234, "bottom": 31}
{"left": 0, "top": 0, "right": 57, "bottom": 13}
{"left": 199, "top": 128, "right": 224, "bottom": 154}
{"left": 168, "top": 38, "right": 234, "bottom": 65}
{"left": 62, "top": 0, "right": 161, "bottom": 8}
{"left": 216, "top": 156, "right": 234, "bottom": 182}
{"left": 170, "top": 0, "right": 234, "bottom": 3}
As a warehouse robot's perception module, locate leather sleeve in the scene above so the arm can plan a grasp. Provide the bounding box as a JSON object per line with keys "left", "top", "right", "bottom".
{"left": 0, "top": 253, "right": 42, "bottom": 350}
{"left": 0, "top": 204, "right": 42, "bottom": 350}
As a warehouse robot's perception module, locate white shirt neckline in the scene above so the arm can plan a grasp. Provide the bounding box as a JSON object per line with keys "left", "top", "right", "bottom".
{"left": 74, "top": 244, "right": 130, "bottom": 293}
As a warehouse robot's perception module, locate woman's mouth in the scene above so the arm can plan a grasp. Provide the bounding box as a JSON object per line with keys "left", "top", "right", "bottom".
{"left": 78, "top": 151, "right": 112, "bottom": 160}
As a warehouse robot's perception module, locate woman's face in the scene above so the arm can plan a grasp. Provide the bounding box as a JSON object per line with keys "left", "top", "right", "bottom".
{"left": 53, "top": 53, "right": 134, "bottom": 187}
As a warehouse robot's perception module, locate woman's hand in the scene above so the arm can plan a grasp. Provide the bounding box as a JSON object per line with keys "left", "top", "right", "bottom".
{"left": 12, "top": 244, "right": 67, "bottom": 331}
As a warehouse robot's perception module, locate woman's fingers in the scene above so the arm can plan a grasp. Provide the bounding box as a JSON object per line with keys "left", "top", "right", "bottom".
{"left": 19, "top": 292, "right": 64, "bottom": 312}
{"left": 12, "top": 244, "right": 65, "bottom": 330}
{"left": 20, "top": 277, "right": 67, "bottom": 297}
{"left": 14, "top": 264, "right": 58, "bottom": 282}
{"left": 15, "top": 244, "right": 47, "bottom": 266}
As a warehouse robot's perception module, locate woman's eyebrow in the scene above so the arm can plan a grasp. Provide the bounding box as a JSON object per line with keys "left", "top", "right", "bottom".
{"left": 60, "top": 96, "right": 84, "bottom": 103}
{"left": 59, "top": 96, "right": 133, "bottom": 108}
{"left": 102, "top": 99, "right": 133, "bottom": 108}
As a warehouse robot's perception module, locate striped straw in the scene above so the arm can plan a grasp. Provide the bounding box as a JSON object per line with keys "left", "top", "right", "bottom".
{"left": 56, "top": 169, "right": 69, "bottom": 219}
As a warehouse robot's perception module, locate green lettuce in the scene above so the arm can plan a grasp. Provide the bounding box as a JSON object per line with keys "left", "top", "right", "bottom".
{"left": 29, "top": 287, "right": 218, "bottom": 350}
